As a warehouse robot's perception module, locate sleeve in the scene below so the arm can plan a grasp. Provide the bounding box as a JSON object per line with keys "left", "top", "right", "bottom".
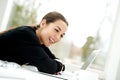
{"left": 16, "top": 44, "right": 64, "bottom": 74}
{"left": 41, "top": 44, "right": 57, "bottom": 59}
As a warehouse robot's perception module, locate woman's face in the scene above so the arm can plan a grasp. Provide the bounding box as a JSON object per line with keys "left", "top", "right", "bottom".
{"left": 36, "top": 19, "right": 68, "bottom": 47}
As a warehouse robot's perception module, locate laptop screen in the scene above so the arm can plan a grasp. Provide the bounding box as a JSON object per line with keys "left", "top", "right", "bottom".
{"left": 80, "top": 50, "right": 100, "bottom": 70}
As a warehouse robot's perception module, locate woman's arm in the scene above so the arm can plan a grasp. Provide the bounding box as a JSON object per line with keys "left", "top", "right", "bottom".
{"left": 16, "top": 44, "right": 64, "bottom": 74}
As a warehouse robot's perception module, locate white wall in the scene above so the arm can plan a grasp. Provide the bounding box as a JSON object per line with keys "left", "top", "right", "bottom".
{"left": 0, "top": 0, "right": 8, "bottom": 28}
{"left": 116, "top": 62, "right": 120, "bottom": 80}
{"left": 105, "top": 0, "right": 120, "bottom": 80}
{"left": 0, "top": 0, "right": 13, "bottom": 31}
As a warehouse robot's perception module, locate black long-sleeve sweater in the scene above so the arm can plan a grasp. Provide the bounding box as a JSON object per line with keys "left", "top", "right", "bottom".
{"left": 0, "top": 26, "right": 64, "bottom": 74}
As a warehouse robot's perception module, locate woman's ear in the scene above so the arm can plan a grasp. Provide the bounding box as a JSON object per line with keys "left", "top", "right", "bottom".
{"left": 40, "top": 19, "right": 46, "bottom": 28}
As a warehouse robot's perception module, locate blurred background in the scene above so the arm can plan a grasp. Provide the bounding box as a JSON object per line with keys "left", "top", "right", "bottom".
{"left": 0, "top": 0, "right": 120, "bottom": 80}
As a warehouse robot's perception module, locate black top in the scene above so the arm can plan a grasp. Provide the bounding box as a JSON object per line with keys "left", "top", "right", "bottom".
{"left": 0, "top": 26, "right": 65, "bottom": 74}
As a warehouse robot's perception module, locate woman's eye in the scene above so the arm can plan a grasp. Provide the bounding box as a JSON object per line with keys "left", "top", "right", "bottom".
{"left": 55, "top": 29, "right": 59, "bottom": 32}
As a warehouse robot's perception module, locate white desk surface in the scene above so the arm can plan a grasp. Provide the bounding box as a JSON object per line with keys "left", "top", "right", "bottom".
{"left": 0, "top": 67, "right": 66, "bottom": 80}
{"left": 0, "top": 67, "right": 99, "bottom": 80}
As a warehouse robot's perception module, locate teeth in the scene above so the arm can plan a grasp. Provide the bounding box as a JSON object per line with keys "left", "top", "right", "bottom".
{"left": 50, "top": 38, "right": 54, "bottom": 43}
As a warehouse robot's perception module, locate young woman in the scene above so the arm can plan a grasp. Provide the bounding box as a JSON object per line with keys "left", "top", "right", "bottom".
{"left": 0, "top": 11, "right": 68, "bottom": 74}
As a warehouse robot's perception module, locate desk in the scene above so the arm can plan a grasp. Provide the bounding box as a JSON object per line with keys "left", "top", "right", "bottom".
{"left": 0, "top": 67, "right": 66, "bottom": 80}
{"left": 0, "top": 60, "right": 99, "bottom": 80}
{"left": 0, "top": 67, "right": 99, "bottom": 80}
{"left": 55, "top": 70, "right": 99, "bottom": 80}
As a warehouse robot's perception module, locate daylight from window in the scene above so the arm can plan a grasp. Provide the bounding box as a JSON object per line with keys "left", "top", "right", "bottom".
{"left": 0, "top": 0, "right": 119, "bottom": 80}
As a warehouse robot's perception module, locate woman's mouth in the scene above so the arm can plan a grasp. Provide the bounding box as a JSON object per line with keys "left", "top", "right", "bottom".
{"left": 49, "top": 37, "right": 55, "bottom": 44}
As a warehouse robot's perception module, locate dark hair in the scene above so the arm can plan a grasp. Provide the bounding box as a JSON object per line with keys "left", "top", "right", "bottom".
{"left": 34, "top": 11, "right": 68, "bottom": 29}
{"left": 42, "top": 11, "right": 68, "bottom": 26}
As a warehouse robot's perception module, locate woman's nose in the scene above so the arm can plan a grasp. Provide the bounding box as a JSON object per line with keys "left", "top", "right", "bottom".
{"left": 55, "top": 35, "right": 61, "bottom": 42}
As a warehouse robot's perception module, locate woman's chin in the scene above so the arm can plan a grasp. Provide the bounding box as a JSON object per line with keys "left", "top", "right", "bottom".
{"left": 44, "top": 43, "right": 51, "bottom": 47}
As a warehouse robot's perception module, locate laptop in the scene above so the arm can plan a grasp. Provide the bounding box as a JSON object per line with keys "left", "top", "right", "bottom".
{"left": 54, "top": 50, "right": 100, "bottom": 80}
{"left": 80, "top": 50, "right": 100, "bottom": 70}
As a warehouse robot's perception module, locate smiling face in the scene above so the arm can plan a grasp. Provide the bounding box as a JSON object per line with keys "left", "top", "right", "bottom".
{"left": 36, "top": 19, "right": 68, "bottom": 47}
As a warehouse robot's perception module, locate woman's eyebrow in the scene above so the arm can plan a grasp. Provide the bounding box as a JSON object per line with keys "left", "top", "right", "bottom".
{"left": 56, "top": 26, "right": 62, "bottom": 31}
